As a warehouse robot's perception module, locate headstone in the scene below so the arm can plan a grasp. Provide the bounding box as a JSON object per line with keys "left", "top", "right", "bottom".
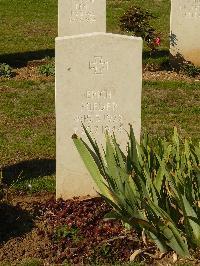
{"left": 58, "top": 0, "right": 106, "bottom": 36}
{"left": 56, "top": 33, "right": 142, "bottom": 199}
{"left": 170, "top": 0, "right": 200, "bottom": 66}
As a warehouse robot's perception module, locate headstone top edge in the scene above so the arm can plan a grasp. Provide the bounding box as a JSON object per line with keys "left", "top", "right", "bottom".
{"left": 55, "top": 33, "right": 143, "bottom": 42}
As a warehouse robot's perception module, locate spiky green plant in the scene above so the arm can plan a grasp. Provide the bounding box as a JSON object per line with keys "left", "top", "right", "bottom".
{"left": 72, "top": 126, "right": 200, "bottom": 257}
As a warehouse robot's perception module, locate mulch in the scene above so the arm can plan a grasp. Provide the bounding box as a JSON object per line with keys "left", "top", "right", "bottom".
{"left": 0, "top": 194, "right": 142, "bottom": 265}
{"left": 0, "top": 193, "right": 200, "bottom": 265}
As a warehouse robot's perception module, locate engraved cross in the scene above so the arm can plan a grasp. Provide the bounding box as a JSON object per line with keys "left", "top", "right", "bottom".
{"left": 76, "top": 1, "right": 87, "bottom": 11}
{"left": 75, "top": 0, "right": 95, "bottom": 11}
{"left": 89, "top": 56, "right": 109, "bottom": 75}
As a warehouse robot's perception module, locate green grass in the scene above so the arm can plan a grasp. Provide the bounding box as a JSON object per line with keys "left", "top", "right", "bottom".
{"left": 0, "top": 0, "right": 170, "bottom": 67}
{"left": 0, "top": 79, "right": 199, "bottom": 192}
{"left": 11, "top": 175, "right": 55, "bottom": 194}
{"left": 0, "top": 0, "right": 57, "bottom": 55}
{"left": 0, "top": 259, "right": 43, "bottom": 266}
{"left": 0, "top": 0, "right": 199, "bottom": 193}
{"left": 0, "top": 80, "right": 55, "bottom": 163}
{"left": 142, "top": 80, "right": 200, "bottom": 143}
{"left": 0, "top": 80, "right": 55, "bottom": 192}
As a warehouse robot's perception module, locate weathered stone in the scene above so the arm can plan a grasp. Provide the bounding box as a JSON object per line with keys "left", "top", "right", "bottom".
{"left": 56, "top": 33, "right": 142, "bottom": 199}
{"left": 170, "top": 0, "right": 200, "bottom": 66}
{"left": 58, "top": 0, "right": 106, "bottom": 36}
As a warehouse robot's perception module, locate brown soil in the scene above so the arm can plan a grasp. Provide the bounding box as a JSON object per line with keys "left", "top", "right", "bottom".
{"left": 0, "top": 59, "right": 54, "bottom": 82}
{"left": 0, "top": 193, "right": 199, "bottom": 265}
{"left": 0, "top": 59, "right": 199, "bottom": 82}
{"left": 143, "top": 70, "right": 200, "bottom": 82}
{"left": 12, "top": 67, "right": 199, "bottom": 82}
{"left": 13, "top": 66, "right": 54, "bottom": 82}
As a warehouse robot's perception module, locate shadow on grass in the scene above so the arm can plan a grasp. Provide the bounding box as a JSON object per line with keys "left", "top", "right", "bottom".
{"left": 143, "top": 49, "right": 171, "bottom": 71}
{"left": 0, "top": 49, "right": 55, "bottom": 68}
{"left": 1, "top": 48, "right": 170, "bottom": 69}
{"left": 143, "top": 49, "right": 169, "bottom": 60}
{"left": 2, "top": 159, "right": 56, "bottom": 186}
{"left": 0, "top": 203, "right": 34, "bottom": 243}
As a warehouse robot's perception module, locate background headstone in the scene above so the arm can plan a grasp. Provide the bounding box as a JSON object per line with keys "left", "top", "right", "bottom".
{"left": 56, "top": 33, "right": 142, "bottom": 199}
{"left": 58, "top": 0, "right": 106, "bottom": 36}
{"left": 170, "top": 0, "right": 200, "bottom": 66}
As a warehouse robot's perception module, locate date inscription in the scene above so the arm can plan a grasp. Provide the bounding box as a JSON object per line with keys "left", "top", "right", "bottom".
{"left": 180, "top": 0, "right": 200, "bottom": 18}
{"left": 74, "top": 89, "right": 124, "bottom": 135}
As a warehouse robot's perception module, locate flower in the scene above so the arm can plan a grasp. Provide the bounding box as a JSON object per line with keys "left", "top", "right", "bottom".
{"left": 154, "top": 37, "right": 161, "bottom": 46}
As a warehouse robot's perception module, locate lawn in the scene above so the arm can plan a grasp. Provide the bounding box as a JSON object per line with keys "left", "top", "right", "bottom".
{"left": 0, "top": 0, "right": 170, "bottom": 66}
{"left": 0, "top": 0, "right": 57, "bottom": 60}
{"left": 0, "top": 79, "right": 199, "bottom": 192}
{"left": 0, "top": 0, "right": 180, "bottom": 175}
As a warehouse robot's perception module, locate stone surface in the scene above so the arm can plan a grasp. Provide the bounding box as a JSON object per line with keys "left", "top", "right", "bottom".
{"left": 170, "top": 0, "right": 200, "bottom": 66}
{"left": 58, "top": 0, "right": 106, "bottom": 36}
{"left": 56, "top": 33, "right": 142, "bottom": 199}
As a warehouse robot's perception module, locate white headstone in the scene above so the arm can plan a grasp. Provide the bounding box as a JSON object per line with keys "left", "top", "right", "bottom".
{"left": 58, "top": 0, "right": 106, "bottom": 36}
{"left": 170, "top": 0, "right": 200, "bottom": 66}
{"left": 56, "top": 33, "right": 142, "bottom": 199}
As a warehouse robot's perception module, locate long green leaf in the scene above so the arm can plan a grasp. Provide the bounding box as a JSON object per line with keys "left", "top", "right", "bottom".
{"left": 73, "top": 135, "right": 109, "bottom": 198}
{"left": 82, "top": 124, "right": 107, "bottom": 176}
{"left": 182, "top": 195, "right": 200, "bottom": 246}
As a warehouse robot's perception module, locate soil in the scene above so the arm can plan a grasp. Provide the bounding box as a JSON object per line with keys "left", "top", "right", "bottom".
{"left": 13, "top": 67, "right": 200, "bottom": 82}
{"left": 143, "top": 70, "right": 200, "bottom": 83}
{"left": 0, "top": 59, "right": 199, "bottom": 82}
{"left": 0, "top": 193, "right": 200, "bottom": 266}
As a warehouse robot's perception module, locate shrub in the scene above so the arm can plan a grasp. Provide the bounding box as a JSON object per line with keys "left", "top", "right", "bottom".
{"left": 120, "top": 6, "right": 160, "bottom": 51}
{"left": 0, "top": 63, "right": 13, "bottom": 78}
{"left": 181, "top": 63, "right": 200, "bottom": 78}
{"left": 73, "top": 126, "right": 200, "bottom": 258}
{"left": 38, "top": 63, "right": 55, "bottom": 77}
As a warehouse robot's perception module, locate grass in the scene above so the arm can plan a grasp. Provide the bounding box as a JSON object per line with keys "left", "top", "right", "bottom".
{"left": 0, "top": 0, "right": 170, "bottom": 67}
{"left": 0, "top": 0, "right": 57, "bottom": 56}
{"left": 142, "top": 80, "right": 200, "bottom": 143}
{"left": 0, "top": 259, "right": 43, "bottom": 266}
{"left": 0, "top": 80, "right": 55, "bottom": 192}
{"left": 0, "top": 79, "right": 199, "bottom": 192}
{"left": 0, "top": 80, "right": 55, "bottom": 160}
{"left": 11, "top": 175, "right": 55, "bottom": 194}
{"left": 0, "top": 0, "right": 199, "bottom": 193}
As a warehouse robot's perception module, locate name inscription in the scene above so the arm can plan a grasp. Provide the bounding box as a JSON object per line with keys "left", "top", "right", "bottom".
{"left": 74, "top": 89, "right": 124, "bottom": 135}
{"left": 70, "top": 0, "right": 96, "bottom": 23}
{"left": 180, "top": 0, "right": 200, "bottom": 18}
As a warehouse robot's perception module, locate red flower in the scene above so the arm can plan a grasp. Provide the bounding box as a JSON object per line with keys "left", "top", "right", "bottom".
{"left": 154, "top": 37, "right": 161, "bottom": 46}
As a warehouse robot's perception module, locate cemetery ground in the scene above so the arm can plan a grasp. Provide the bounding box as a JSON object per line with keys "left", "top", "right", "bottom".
{"left": 0, "top": 0, "right": 200, "bottom": 265}
{"left": 0, "top": 77, "right": 199, "bottom": 266}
